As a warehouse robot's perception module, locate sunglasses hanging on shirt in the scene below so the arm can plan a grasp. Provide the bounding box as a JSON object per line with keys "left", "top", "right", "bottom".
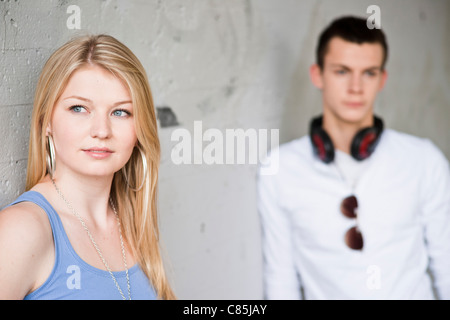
{"left": 341, "top": 195, "right": 363, "bottom": 250}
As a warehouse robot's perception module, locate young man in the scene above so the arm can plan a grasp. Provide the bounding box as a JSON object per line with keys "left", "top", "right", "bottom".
{"left": 257, "top": 16, "right": 450, "bottom": 299}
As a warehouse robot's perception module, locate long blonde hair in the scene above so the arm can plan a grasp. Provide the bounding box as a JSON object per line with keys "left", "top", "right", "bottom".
{"left": 26, "top": 34, "right": 175, "bottom": 300}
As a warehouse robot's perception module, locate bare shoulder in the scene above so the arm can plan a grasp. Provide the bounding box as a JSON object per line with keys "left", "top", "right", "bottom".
{"left": 0, "top": 201, "right": 52, "bottom": 242}
{"left": 0, "top": 200, "right": 54, "bottom": 299}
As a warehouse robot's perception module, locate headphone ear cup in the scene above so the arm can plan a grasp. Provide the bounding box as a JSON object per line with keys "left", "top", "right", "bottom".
{"left": 310, "top": 117, "right": 335, "bottom": 164}
{"left": 313, "top": 131, "right": 335, "bottom": 163}
{"left": 351, "top": 128, "right": 377, "bottom": 160}
{"left": 351, "top": 116, "right": 383, "bottom": 161}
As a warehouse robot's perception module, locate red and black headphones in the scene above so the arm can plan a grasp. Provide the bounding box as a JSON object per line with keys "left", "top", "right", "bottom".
{"left": 309, "top": 115, "right": 384, "bottom": 164}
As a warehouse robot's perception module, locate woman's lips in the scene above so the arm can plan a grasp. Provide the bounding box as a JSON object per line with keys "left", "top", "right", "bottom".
{"left": 82, "top": 148, "right": 114, "bottom": 159}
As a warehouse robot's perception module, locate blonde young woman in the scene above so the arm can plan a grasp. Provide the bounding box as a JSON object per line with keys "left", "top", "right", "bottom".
{"left": 0, "top": 34, "right": 175, "bottom": 300}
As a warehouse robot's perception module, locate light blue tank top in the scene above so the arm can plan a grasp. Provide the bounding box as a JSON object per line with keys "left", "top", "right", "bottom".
{"left": 6, "top": 191, "right": 157, "bottom": 300}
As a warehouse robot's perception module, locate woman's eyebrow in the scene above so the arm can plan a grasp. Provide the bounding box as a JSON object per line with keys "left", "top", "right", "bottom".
{"left": 111, "top": 100, "right": 132, "bottom": 107}
{"left": 63, "top": 95, "right": 132, "bottom": 107}
{"left": 64, "top": 95, "right": 92, "bottom": 103}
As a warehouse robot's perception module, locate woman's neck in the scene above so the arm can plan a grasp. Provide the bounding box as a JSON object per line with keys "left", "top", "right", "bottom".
{"left": 39, "top": 170, "right": 115, "bottom": 228}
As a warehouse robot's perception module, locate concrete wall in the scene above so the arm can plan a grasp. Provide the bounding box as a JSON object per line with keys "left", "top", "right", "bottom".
{"left": 1, "top": 0, "right": 449, "bottom": 299}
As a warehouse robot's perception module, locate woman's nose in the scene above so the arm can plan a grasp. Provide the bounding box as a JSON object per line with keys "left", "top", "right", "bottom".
{"left": 90, "top": 113, "right": 112, "bottom": 139}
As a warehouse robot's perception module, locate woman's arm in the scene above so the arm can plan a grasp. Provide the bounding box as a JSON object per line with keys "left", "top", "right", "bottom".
{"left": 0, "top": 202, "right": 54, "bottom": 299}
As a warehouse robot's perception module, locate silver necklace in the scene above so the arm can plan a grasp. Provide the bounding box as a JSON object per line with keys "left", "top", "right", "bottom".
{"left": 51, "top": 179, "right": 131, "bottom": 300}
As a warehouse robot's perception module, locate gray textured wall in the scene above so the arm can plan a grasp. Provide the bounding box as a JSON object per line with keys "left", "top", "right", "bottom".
{"left": 1, "top": 0, "right": 449, "bottom": 299}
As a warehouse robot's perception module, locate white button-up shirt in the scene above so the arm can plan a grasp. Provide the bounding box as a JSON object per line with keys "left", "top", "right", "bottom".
{"left": 257, "top": 129, "right": 450, "bottom": 299}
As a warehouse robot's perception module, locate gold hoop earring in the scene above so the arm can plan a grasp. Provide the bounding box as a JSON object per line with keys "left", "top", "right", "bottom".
{"left": 46, "top": 135, "right": 56, "bottom": 177}
{"left": 122, "top": 146, "right": 148, "bottom": 191}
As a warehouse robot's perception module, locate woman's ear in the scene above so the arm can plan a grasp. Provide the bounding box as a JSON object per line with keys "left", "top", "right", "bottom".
{"left": 309, "top": 63, "right": 324, "bottom": 90}
{"left": 46, "top": 123, "right": 52, "bottom": 136}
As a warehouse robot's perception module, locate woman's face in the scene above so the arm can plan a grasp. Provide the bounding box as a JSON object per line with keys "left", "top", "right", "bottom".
{"left": 48, "top": 64, "right": 137, "bottom": 179}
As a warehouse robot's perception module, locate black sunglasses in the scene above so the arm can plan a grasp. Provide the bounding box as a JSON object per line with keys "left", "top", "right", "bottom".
{"left": 340, "top": 195, "right": 363, "bottom": 250}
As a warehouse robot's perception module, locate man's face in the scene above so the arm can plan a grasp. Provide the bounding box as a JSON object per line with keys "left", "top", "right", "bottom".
{"left": 311, "top": 37, "right": 387, "bottom": 126}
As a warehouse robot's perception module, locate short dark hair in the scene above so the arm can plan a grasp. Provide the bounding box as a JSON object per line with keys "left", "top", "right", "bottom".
{"left": 316, "top": 16, "right": 388, "bottom": 70}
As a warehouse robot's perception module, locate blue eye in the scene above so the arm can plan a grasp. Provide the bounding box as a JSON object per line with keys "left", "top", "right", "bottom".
{"left": 112, "top": 109, "right": 131, "bottom": 117}
{"left": 336, "top": 70, "right": 347, "bottom": 75}
{"left": 70, "top": 105, "right": 86, "bottom": 113}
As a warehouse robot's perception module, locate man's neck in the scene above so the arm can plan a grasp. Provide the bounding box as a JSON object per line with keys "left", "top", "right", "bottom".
{"left": 322, "top": 111, "right": 374, "bottom": 155}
